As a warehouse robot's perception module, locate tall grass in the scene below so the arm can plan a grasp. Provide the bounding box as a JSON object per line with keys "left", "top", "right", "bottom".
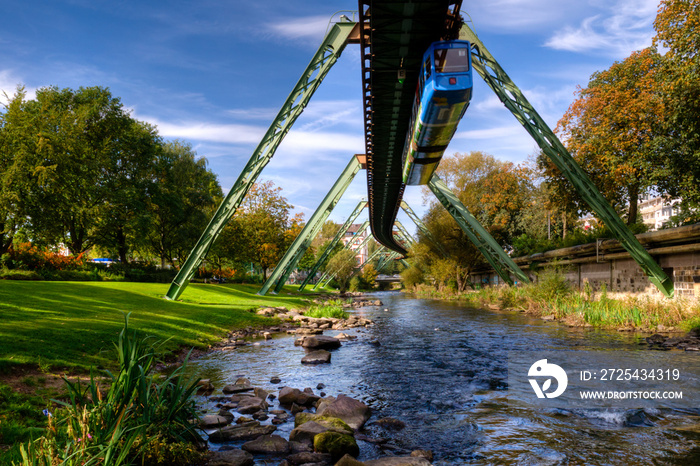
{"left": 304, "top": 299, "right": 349, "bottom": 319}
{"left": 411, "top": 272, "right": 700, "bottom": 331}
{"left": 14, "top": 314, "right": 204, "bottom": 466}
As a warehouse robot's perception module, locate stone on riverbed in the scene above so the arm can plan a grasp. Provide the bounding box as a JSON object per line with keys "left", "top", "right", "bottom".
{"left": 208, "top": 448, "right": 254, "bottom": 466}
{"left": 301, "top": 335, "right": 342, "bottom": 350}
{"left": 313, "top": 431, "right": 359, "bottom": 460}
{"left": 279, "top": 386, "right": 303, "bottom": 405}
{"left": 294, "top": 413, "right": 354, "bottom": 435}
{"left": 241, "top": 434, "right": 289, "bottom": 455}
{"left": 316, "top": 395, "right": 371, "bottom": 430}
{"left": 236, "top": 396, "right": 268, "bottom": 414}
{"left": 287, "top": 452, "right": 333, "bottom": 465}
{"left": 208, "top": 421, "right": 276, "bottom": 442}
{"left": 335, "top": 454, "right": 367, "bottom": 465}
{"left": 364, "top": 457, "right": 431, "bottom": 466}
{"left": 302, "top": 350, "right": 331, "bottom": 364}
{"left": 223, "top": 377, "right": 253, "bottom": 394}
{"left": 199, "top": 414, "right": 232, "bottom": 428}
{"left": 288, "top": 421, "right": 330, "bottom": 445}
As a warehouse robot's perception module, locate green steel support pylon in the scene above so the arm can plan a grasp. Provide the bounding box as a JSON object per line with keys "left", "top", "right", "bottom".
{"left": 460, "top": 24, "right": 673, "bottom": 297}
{"left": 400, "top": 201, "right": 448, "bottom": 256}
{"left": 375, "top": 251, "right": 397, "bottom": 274}
{"left": 429, "top": 175, "right": 530, "bottom": 286}
{"left": 313, "top": 224, "right": 371, "bottom": 290}
{"left": 299, "top": 200, "right": 367, "bottom": 291}
{"left": 165, "top": 21, "right": 357, "bottom": 301}
{"left": 394, "top": 221, "right": 415, "bottom": 247}
{"left": 349, "top": 246, "right": 388, "bottom": 280}
{"left": 259, "top": 156, "right": 362, "bottom": 295}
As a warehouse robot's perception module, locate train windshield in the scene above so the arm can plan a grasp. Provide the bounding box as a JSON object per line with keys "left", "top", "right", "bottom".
{"left": 434, "top": 47, "right": 469, "bottom": 73}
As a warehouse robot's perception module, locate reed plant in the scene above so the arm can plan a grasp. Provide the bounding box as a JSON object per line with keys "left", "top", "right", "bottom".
{"left": 14, "top": 314, "right": 204, "bottom": 466}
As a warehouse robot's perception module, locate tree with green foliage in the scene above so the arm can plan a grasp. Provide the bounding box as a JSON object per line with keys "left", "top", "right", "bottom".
{"left": 0, "top": 87, "right": 34, "bottom": 255}
{"left": 325, "top": 248, "right": 358, "bottom": 293}
{"left": 145, "top": 141, "right": 221, "bottom": 268}
{"left": 93, "top": 120, "right": 163, "bottom": 263}
{"left": 225, "top": 181, "right": 295, "bottom": 281}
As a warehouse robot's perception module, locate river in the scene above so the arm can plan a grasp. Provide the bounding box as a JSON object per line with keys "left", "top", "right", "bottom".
{"left": 189, "top": 291, "right": 700, "bottom": 465}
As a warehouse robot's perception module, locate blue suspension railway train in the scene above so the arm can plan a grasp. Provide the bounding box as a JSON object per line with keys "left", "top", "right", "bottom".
{"left": 402, "top": 40, "right": 473, "bottom": 185}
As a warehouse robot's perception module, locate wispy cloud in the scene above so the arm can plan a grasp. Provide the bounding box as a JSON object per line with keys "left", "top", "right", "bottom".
{"left": 0, "top": 69, "right": 37, "bottom": 105}
{"left": 468, "top": 0, "right": 588, "bottom": 32}
{"left": 141, "top": 117, "right": 266, "bottom": 145}
{"left": 266, "top": 15, "right": 330, "bottom": 41}
{"left": 544, "top": 0, "right": 657, "bottom": 58}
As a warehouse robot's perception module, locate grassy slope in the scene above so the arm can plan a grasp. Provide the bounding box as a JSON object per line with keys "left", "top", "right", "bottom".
{"left": 0, "top": 281, "right": 312, "bottom": 373}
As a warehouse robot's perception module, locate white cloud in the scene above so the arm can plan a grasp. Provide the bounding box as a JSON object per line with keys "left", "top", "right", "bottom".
{"left": 0, "top": 70, "right": 37, "bottom": 105}
{"left": 468, "top": 0, "right": 588, "bottom": 32}
{"left": 143, "top": 117, "right": 266, "bottom": 145}
{"left": 267, "top": 15, "right": 330, "bottom": 41}
{"left": 544, "top": 0, "right": 657, "bottom": 58}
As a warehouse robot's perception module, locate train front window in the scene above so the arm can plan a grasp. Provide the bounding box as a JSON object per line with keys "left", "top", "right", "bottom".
{"left": 434, "top": 47, "right": 469, "bottom": 73}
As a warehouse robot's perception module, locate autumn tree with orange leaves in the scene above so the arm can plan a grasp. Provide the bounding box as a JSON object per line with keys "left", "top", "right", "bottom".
{"left": 546, "top": 47, "right": 665, "bottom": 226}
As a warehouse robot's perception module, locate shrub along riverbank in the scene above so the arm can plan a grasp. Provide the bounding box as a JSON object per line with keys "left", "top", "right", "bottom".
{"left": 0, "top": 281, "right": 322, "bottom": 463}
{"left": 410, "top": 270, "right": 700, "bottom": 332}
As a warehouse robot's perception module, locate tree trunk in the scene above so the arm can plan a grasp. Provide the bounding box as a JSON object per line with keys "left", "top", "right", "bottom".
{"left": 562, "top": 213, "right": 567, "bottom": 239}
{"left": 116, "top": 227, "right": 128, "bottom": 263}
{"left": 627, "top": 184, "right": 640, "bottom": 226}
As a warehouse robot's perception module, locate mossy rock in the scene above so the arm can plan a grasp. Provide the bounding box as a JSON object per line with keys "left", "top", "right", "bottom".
{"left": 313, "top": 431, "right": 359, "bottom": 460}
{"left": 294, "top": 413, "right": 353, "bottom": 435}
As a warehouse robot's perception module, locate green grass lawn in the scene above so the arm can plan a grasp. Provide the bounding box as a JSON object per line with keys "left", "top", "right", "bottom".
{"left": 0, "top": 281, "right": 314, "bottom": 373}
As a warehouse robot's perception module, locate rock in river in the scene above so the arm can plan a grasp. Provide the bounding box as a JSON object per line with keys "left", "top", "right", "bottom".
{"left": 316, "top": 394, "right": 371, "bottom": 430}
{"left": 208, "top": 421, "right": 276, "bottom": 442}
{"left": 208, "top": 449, "right": 254, "bottom": 466}
{"left": 364, "top": 457, "right": 431, "bottom": 466}
{"left": 236, "top": 396, "right": 268, "bottom": 414}
{"left": 241, "top": 434, "right": 289, "bottom": 455}
{"left": 199, "top": 414, "right": 232, "bottom": 428}
{"left": 300, "top": 335, "right": 342, "bottom": 350}
{"left": 301, "top": 350, "right": 331, "bottom": 364}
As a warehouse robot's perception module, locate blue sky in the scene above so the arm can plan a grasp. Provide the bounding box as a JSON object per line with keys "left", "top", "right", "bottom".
{"left": 0, "top": 0, "right": 661, "bottom": 233}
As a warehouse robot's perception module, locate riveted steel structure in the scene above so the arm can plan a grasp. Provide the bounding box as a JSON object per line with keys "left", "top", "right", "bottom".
{"left": 259, "top": 155, "right": 363, "bottom": 295}
{"left": 400, "top": 200, "right": 448, "bottom": 256}
{"left": 460, "top": 23, "right": 673, "bottom": 297}
{"left": 429, "top": 175, "right": 530, "bottom": 286}
{"left": 314, "top": 223, "right": 372, "bottom": 290}
{"left": 359, "top": 0, "right": 463, "bottom": 255}
{"left": 298, "top": 199, "right": 368, "bottom": 292}
{"left": 165, "top": 21, "right": 358, "bottom": 301}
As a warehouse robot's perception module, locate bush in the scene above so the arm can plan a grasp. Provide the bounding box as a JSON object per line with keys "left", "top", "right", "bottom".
{"left": 401, "top": 265, "right": 424, "bottom": 290}
{"left": 532, "top": 268, "right": 572, "bottom": 301}
{"left": 5, "top": 243, "right": 87, "bottom": 271}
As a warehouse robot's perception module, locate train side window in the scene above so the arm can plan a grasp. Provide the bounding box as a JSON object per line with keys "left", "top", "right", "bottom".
{"left": 434, "top": 47, "right": 469, "bottom": 73}
{"left": 424, "top": 56, "right": 431, "bottom": 80}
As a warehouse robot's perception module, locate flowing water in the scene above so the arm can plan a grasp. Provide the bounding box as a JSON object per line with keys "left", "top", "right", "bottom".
{"left": 189, "top": 292, "right": 700, "bottom": 465}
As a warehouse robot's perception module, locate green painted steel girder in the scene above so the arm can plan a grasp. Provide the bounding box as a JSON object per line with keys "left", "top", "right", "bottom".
{"left": 259, "top": 156, "right": 362, "bottom": 295}
{"left": 394, "top": 221, "right": 415, "bottom": 247}
{"left": 351, "top": 246, "right": 388, "bottom": 280}
{"left": 429, "top": 175, "right": 530, "bottom": 286}
{"left": 314, "top": 224, "right": 372, "bottom": 290}
{"left": 400, "top": 200, "right": 449, "bottom": 256}
{"left": 299, "top": 199, "right": 368, "bottom": 292}
{"left": 164, "top": 21, "right": 357, "bottom": 301}
{"left": 460, "top": 24, "right": 673, "bottom": 297}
